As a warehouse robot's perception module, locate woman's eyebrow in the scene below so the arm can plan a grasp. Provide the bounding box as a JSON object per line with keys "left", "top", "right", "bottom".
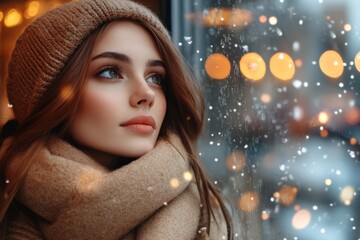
{"left": 146, "top": 59, "right": 165, "bottom": 68}
{"left": 91, "top": 52, "right": 131, "bottom": 63}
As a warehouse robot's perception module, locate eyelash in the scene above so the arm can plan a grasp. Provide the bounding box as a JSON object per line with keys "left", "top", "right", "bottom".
{"left": 95, "top": 65, "right": 165, "bottom": 86}
{"left": 95, "top": 65, "right": 122, "bottom": 80}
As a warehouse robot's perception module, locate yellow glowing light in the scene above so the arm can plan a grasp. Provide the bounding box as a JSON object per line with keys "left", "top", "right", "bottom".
{"left": 183, "top": 171, "right": 193, "bottom": 182}
{"left": 279, "top": 185, "right": 298, "bottom": 206}
{"left": 0, "top": 11, "right": 3, "bottom": 22}
{"left": 340, "top": 186, "right": 354, "bottom": 205}
{"left": 259, "top": 15, "right": 267, "bottom": 23}
{"left": 4, "top": 9, "right": 23, "bottom": 28}
{"left": 238, "top": 191, "right": 259, "bottom": 213}
{"left": 355, "top": 52, "right": 360, "bottom": 72}
{"left": 170, "top": 178, "right": 180, "bottom": 188}
{"left": 345, "top": 107, "right": 360, "bottom": 125}
{"left": 239, "top": 52, "right": 266, "bottom": 81}
{"left": 226, "top": 151, "right": 246, "bottom": 172}
{"left": 269, "top": 52, "right": 295, "bottom": 81}
{"left": 261, "top": 212, "right": 270, "bottom": 221}
{"left": 325, "top": 178, "right": 332, "bottom": 186}
{"left": 350, "top": 137, "right": 357, "bottom": 145}
{"left": 320, "top": 129, "right": 328, "bottom": 138}
{"left": 319, "top": 50, "right": 344, "bottom": 78}
{"left": 205, "top": 53, "right": 231, "bottom": 80}
{"left": 200, "top": 8, "right": 253, "bottom": 28}
{"left": 269, "top": 16, "right": 277, "bottom": 25}
{"left": 295, "top": 59, "right": 303, "bottom": 68}
{"left": 318, "top": 111, "right": 330, "bottom": 124}
{"left": 25, "top": 1, "right": 40, "bottom": 19}
{"left": 292, "top": 209, "right": 311, "bottom": 230}
{"left": 344, "top": 23, "right": 352, "bottom": 32}
{"left": 260, "top": 93, "right": 271, "bottom": 104}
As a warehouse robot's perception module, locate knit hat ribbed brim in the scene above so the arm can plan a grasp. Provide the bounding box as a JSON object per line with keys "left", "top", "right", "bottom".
{"left": 6, "top": 0, "right": 170, "bottom": 123}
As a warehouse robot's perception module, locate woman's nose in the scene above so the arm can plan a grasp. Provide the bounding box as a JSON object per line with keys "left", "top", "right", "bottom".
{"left": 129, "top": 80, "right": 155, "bottom": 108}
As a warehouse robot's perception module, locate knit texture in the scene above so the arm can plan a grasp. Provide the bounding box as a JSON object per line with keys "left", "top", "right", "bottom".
{"left": 6, "top": 134, "right": 204, "bottom": 239}
{"left": 6, "top": 0, "right": 170, "bottom": 123}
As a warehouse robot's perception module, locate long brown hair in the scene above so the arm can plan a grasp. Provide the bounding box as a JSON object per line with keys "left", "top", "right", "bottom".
{"left": 0, "top": 20, "right": 233, "bottom": 238}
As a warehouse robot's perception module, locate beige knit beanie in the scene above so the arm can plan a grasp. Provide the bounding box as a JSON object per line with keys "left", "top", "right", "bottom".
{"left": 6, "top": 0, "right": 170, "bottom": 123}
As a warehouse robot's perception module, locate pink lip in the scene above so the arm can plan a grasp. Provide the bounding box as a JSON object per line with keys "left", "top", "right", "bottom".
{"left": 120, "top": 115, "right": 156, "bottom": 133}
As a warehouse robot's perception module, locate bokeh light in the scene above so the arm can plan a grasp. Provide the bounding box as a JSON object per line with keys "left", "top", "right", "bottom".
{"left": 183, "top": 171, "right": 193, "bottom": 182}
{"left": 278, "top": 185, "right": 298, "bottom": 206}
{"left": 345, "top": 107, "right": 360, "bottom": 125}
{"left": 340, "top": 186, "right": 354, "bottom": 205}
{"left": 355, "top": 52, "right": 360, "bottom": 72}
{"left": 0, "top": 11, "right": 3, "bottom": 22}
{"left": 259, "top": 15, "right": 267, "bottom": 23}
{"left": 325, "top": 178, "right": 332, "bottom": 186}
{"left": 269, "top": 16, "right": 278, "bottom": 25}
{"left": 201, "top": 8, "right": 253, "bottom": 28}
{"left": 170, "top": 178, "right": 180, "bottom": 188}
{"left": 318, "top": 111, "right": 330, "bottom": 124}
{"left": 349, "top": 137, "right": 357, "bottom": 145}
{"left": 270, "top": 52, "right": 295, "bottom": 81}
{"left": 320, "top": 129, "right": 329, "bottom": 138}
{"left": 60, "top": 85, "right": 75, "bottom": 102}
{"left": 24, "top": 1, "right": 40, "bottom": 19}
{"left": 319, "top": 50, "right": 344, "bottom": 78}
{"left": 4, "top": 9, "right": 23, "bottom": 27}
{"left": 344, "top": 23, "right": 352, "bottom": 32}
{"left": 292, "top": 209, "right": 311, "bottom": 230}
{"left": 260, "top": 93, "right": 272, "bottom": 104}
{"left": 226, "top": 151, "right": 246, "bottom": 172}
{"left": 205, "top": 53, "right": 231, "bottom": 80}
{"left": 262, "top": 211, "right": 270, "bottom": 220}
{"left": 294, "top": 59, "right": 303, "bottom": 68}
{"left": 238, "top": 191, "right": 259, "bottom": 213}
{"left": 239, "top": 52, "right": 266, "bottom": 81}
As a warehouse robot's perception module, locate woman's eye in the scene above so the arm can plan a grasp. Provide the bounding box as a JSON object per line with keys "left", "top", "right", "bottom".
{"left": 146, "top": 74, "right": 164, "bottom": 86}
{"left": 96, "top": 66, "right": 122, "bottom": 79}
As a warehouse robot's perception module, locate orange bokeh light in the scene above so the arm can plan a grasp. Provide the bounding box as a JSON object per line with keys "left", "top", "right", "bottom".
{"left": 259, "top": 15, "right": 267, "bottom": 23}
{"left": 355, "top": 52, "right": 360, "bottom": 72}
{"left": 239, "top": 52, "right": 266, "bottom": 81}
{"left": 295, "top": 59, "right": 303, "bottom": 68}
{"left": 205, "top": 53, "right": 231, "bottom": 80}
{"left": 349, "top": 137, "right": 357, "bottom": 145}
{"left": 226, "top": 151, "right": 246, "bottom": 172}
{"left": 345, "top": 107, "right": 360, "bottom": 125}
{"left": 278, "top": 185, "right": 298, "bottom": 206}
{"left": 319, "top": 50, "right": 344, "bottom": 78}
{"left": 238, "top": 191, "right": 259, "bottom": 213}
{"left": 260, "top": 93, "right": 272, "bottom": 104}
{"left": 292, "top": 209, "right": 311, "bottom": 229}
{"left": 270, "top": 52, "right": 295, "bottom": 81}
{"left": 201, "top": 8, "right": 253, "bottom": 28}
{"left": 320, "top": 129, "right": 329, "bottom": 138}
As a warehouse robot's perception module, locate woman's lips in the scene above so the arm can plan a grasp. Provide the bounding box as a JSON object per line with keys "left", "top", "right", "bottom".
{"left": 120, "top": 115, "right": 156, "bottom": 134}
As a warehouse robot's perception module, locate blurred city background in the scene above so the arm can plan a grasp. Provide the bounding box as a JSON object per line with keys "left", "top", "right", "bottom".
{"left": 1, "top": 0, "right": 360, "bottom": 239}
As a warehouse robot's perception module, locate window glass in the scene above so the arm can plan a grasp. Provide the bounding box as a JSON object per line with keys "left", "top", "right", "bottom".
{"left": 172, "top": 0, "right": 360, "bottom": 239}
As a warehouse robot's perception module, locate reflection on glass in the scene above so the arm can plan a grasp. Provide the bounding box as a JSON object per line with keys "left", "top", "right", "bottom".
{"left": 172, "top": 0, "right": 360, "bottom": 239}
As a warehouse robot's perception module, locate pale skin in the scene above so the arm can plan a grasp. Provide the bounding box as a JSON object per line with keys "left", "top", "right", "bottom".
{"left": 69, "top": 21, "right": 167, "bottom": 169}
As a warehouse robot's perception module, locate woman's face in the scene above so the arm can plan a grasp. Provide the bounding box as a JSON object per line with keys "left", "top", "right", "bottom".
{"left": 69, "top": 21, "right": 167, "bottom": 167}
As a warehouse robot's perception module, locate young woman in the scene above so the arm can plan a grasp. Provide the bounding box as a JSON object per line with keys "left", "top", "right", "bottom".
{"left": 0, "top": 0, "right": 233, "bottom": 239}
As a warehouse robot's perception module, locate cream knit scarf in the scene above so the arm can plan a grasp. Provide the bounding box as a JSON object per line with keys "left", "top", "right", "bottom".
{"left": 12, "top": 134, "right": 203, "bottom": 239}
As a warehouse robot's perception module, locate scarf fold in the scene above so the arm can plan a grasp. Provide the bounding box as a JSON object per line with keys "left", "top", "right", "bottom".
{"left": 14, "top": 134, "right": 201, "bottom": 240}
